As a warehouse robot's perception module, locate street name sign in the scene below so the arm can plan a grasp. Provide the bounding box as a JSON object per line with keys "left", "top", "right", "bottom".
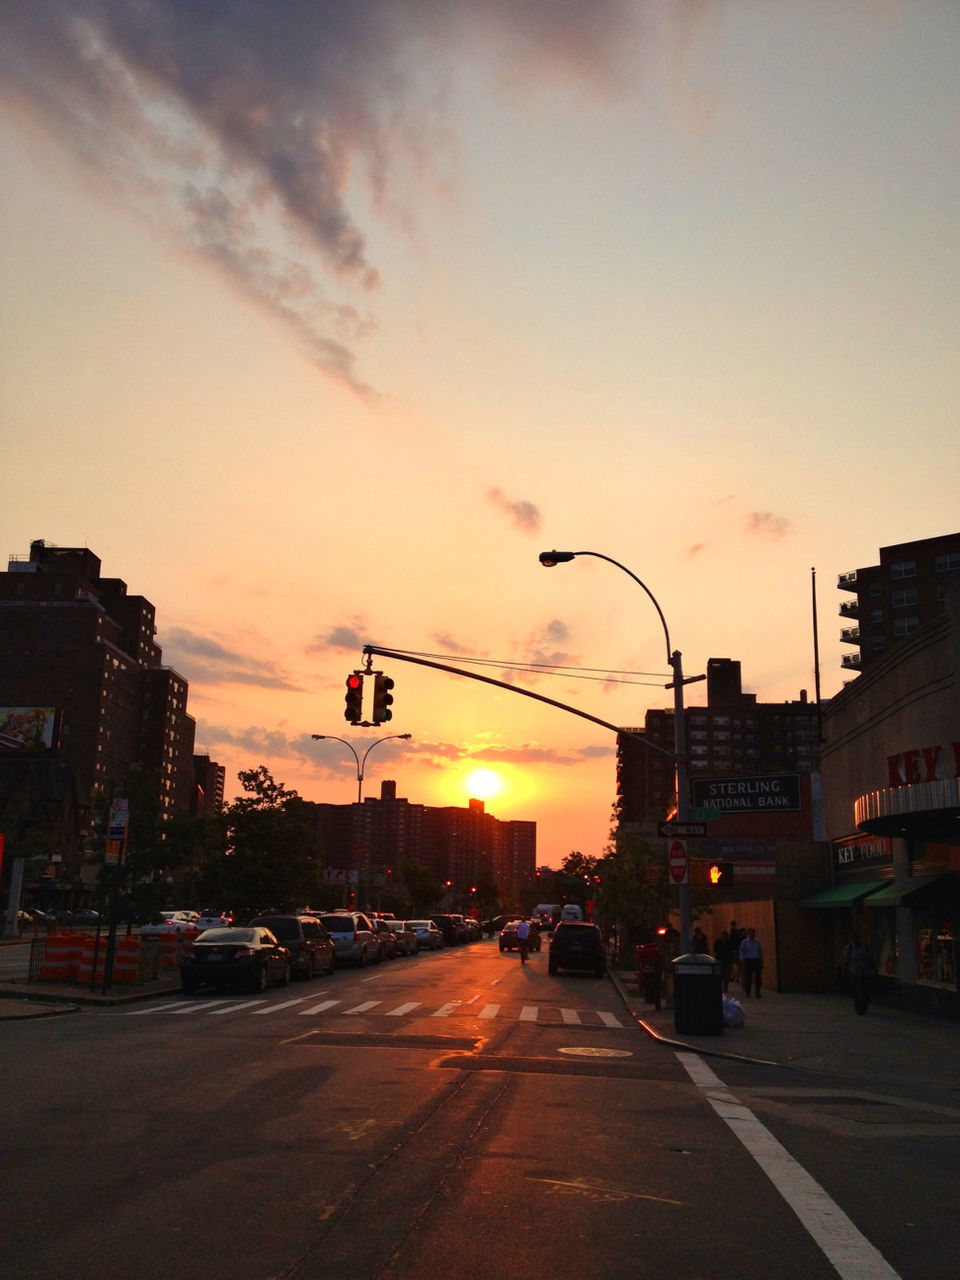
{"left": 658, "top": 821, "right": 707, "bottom": 838}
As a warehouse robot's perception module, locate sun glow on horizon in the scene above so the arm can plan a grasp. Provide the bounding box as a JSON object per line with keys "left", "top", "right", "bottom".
{"left": 464, "top": 767, "right": 503, "bottom": 801}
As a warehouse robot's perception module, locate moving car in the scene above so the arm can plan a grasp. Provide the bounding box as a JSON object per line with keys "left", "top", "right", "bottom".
{"left": 548, "top": 921, "right": 606, "bottom": 978}
{"left": 248, "top": 913, "right": 335, "bottom": 978}
{"left": 179, "top": 926, "right": 291, "bottom": 994}
{"left": 195, "top": 911, "right": 233, "bottom": 930}
{"left": 319, "top": 912, "right": 383, "bottom": 967}
{"left": 407, "top": 920, "right": 443, "bottom": 950}
{"left": 499, "top": 920, "right": 541, "bottom": 952}
{"left": 141, "top": 910, "right": 199, "bottom": 936}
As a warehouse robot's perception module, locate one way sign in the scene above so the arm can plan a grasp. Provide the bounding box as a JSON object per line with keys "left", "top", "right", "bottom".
{"left": 657, "top": 821, "right": 707, "bottom": 838}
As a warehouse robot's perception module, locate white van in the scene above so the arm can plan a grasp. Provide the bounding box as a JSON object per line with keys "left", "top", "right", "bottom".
{"left": 561, "top": 904, "right": 583, "bottom": 922}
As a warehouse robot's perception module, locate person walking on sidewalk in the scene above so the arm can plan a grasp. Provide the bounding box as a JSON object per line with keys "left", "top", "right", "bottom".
{"left": 516, "top": 916, "right": 531, "bottom": 964}
{"left": 714, "top": 930, "right": 734, "bottom": 993}
{"left": 842, "top": 936, "right": 875, "bottom": 1014}
{"left": 739, "top": 927, "right": 763, "bottom": 997}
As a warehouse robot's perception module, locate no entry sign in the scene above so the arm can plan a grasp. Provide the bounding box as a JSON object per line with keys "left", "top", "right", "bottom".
{"left": 668, "top": 839, "right": 688, "bottom": 885}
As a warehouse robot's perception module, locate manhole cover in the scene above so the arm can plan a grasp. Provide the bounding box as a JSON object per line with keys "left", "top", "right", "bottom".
{"left": 557, "top": 1047, "right": 633, "bottom": 1058}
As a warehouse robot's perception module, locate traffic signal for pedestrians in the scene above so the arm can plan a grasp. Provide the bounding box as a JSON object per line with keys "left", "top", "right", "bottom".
{"left": 371, "top": 674, "right": 394, "bottom": 724}
{"left": 708, "top": 861, "right": 733, "bottom": 887}
{"left": 344, "top": 672, "right": 364, "bottom": 723}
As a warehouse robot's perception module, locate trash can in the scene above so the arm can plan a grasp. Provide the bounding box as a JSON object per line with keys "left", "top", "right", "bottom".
{"left": 672, "top": 952, "right": 723, "bottom": 1035}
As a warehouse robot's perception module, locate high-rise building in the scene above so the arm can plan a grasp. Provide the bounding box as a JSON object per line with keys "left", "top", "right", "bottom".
{"left": 0, "top": 540, "right": 198, "bottom": 823}
{"left": 617, "top": 657, "right": 820, "bottom": 825}
{"left": 837, "top": 531, "right": 960, "bottom": 674}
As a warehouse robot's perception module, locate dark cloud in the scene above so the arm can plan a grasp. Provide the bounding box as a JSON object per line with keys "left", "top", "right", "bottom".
{"left": 307, "top": 623, "right": 367, "bottom": 653}
{"left": 487, "top": 487, "right": 542, "bottom": 533}
{"left": 503, "top": 618, "right": 578, "bottom": 685}
{"left": 431, "top": 632, "right": 477, "bottom": 656}
{"left": 160, "top": 626, "right": 304, "bottom": 691}
{"left": 0, "top": 1, "right": 638, "bottom": 395}
{"left": 746, "top": 511, "right": 793, "bottom": 540}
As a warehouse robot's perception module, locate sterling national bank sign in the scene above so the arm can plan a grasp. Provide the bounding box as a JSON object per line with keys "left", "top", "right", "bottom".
{"left": 691, "top": 772, "right": 802, "bottom": 814}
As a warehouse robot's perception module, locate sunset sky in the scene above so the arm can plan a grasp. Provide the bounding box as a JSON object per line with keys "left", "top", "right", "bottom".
{"left": 1, "top": 2, "right": 957, "bottom": 868}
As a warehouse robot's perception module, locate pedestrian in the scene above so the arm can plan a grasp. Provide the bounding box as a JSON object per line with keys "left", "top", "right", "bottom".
{"left": 739, "top": 927, "right": 763, "bottom": 997}
{"left": 728, "top": 919, "right": 744, "bottom": 983}
{"left": 692, "top": 926, "right": 709, "bottom": 955}
{"left": 713, "top": 930, "right": 734, "bottom": 993}
{"left": 841, "top": 936, "right": 875, "bottom": 1015}
{"left": 516, "top": 916, "right": 530, "bottom": 964}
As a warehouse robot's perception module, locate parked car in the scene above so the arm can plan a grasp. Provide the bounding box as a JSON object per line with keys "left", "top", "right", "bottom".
{"left": 62, "top": 909, "right": 100, "bottom": 927}
{"left": 319, "top": 912, "right": 383, "bottom": 967}
{"left": 407, "top": 920, "right": 443, "bottom": 951}
{"left": 386, "top": 920, "right": 420, "bottom": 956}
{"left": 431, "top": 914, "right": 466, "bottom": 945}
{"left": 248, "top": 914, "right": 335, "bottom": 978}
{"left": 499, "top": 920, "right": 542, "bottom": 952}
{"left": 372, "top": 919, "right": 398, "bottom": 960}
{"left": 463, "top": 917, "right": 483, "bottom": 942}
{"left": 179, "top": 926, "right": 291, "bottom": 994}
{"left": 141, "top": 911, "right": 199, "bottom": 936}
{"left": 548, "top": 921, "right": 606, "bottom": 977}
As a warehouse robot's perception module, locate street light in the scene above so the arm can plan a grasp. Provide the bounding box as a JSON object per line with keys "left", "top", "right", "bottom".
{"left": 310, "top": 732, "right": 412, "bottom": 803}
{"left": 538, "top": 549, "right": 701, "bottom": 950}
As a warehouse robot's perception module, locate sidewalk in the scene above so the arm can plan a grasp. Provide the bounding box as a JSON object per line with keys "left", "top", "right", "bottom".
{"left": 608, "top": 964, "right": 960, "bottom": 1089}
{"left": 0, "top": 976, "right": 180, "bottom": 1019}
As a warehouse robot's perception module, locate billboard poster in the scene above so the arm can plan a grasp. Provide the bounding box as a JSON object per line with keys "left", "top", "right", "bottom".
{"left": 0, "top": 708, "right": 58, "bottom": 752}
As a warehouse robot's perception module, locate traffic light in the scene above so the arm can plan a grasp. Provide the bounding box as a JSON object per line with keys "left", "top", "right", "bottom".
{"left": 371, "top": 674, "right": 394, "bottom": 724}
{"left": 344, "top": 672, "right": 364, "bottom": 723}
{"left": 708, "top": 861, "right": 733, "bottom": 887}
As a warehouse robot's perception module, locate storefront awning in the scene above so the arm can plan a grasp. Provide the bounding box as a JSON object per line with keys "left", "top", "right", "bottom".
{"left": 861, "top": 873, "right": 955, "bottom": 907}
{"left": 799, "top": 882, "right": 884, "bottom": 908}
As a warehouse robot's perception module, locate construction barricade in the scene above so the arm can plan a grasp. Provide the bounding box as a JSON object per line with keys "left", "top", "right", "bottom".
{"left": 39, "top": 933, "right": 76, "bottom": 982}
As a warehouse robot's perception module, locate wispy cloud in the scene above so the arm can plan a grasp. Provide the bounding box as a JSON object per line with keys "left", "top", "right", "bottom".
{"left": 307, "top": 623, "right": 368, "bottom": 654}
{"left": 432, "top": 632, "right": 478, "bottom": 656}
{"left": 487, "top": 487, "right": 542, "bottom": 533}
{"left": 160, "top": 627, "right": 304, "bottom": 691}
{"left": 0, "top": 2, "right": 640, "bottom": 396}
{"left": 746, "top": 511, "right": 793, "bottom": 540}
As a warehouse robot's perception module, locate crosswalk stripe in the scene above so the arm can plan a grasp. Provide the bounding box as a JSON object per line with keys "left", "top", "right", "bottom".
{"left": 208, "top": 999, "right": 270, "bottom": 1015}
{"left": 344, "top": 1000, "right": 381, "bottom": 1015}
{"left": 597, "top": 1011, "right": 623, "bottom": 1027}
{"left": 479, "top": 1004, "right": 500, "bottom": 1019}
{"left": 560, "top": 1008, "right": 581, "bottom": 1024}
{"left": 165, "top": 1000, "right": 233, "bottom": 1015}
{"left": 251, "top": 997, "right": 314, "bottom": 1014}
{"left": 519, "top": 1005, "right": 538, "bottom": 1021}
{"left": 432, "top": 1003, "right": 459, "bottom": 1017}
{"left": 299, "top": 999, "right": 341, "bottom": 1015}
{"left": 386, "top": 1002, "right": 421, "bottom": 1016}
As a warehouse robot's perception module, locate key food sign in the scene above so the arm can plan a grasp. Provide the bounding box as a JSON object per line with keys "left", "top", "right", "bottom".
{"left": 691, "top": 773, "right": 802, "bottom": 814}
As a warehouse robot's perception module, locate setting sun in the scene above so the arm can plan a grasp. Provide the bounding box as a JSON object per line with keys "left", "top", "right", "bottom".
{"left": 465, "top": 768, "right": 502, "bottom": 801}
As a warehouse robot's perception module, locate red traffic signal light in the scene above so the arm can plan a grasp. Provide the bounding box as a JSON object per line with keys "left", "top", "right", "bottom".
{"left": 344, "top": 672, "right": 364, "bottom": 723}
{"left": 371, "top": 674, "right": 394, "bottom": 724}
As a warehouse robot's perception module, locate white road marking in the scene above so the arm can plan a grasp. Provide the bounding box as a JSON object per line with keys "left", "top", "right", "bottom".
{"left": 519, "top": 1005, "right": 538, "bottom": 1022}
{"left": 677, "top": 1053, "right": 902, "bottom": 1280}
{"left": 251, "top": 997, "right": 314, "bottom": 1014}
{"left": 386, "top": 1002, "right": 421, "bottom": 1017}
{"left": 163, "top": 1000, "right": 234, "bottom": 1015}
{"left": 597, "top": 1011, "right": 623, "bottom": 1027}
{"left": 208, "top": 999, "right": 269, "bottom": 1015}
{"left": 344, "top": 1000, "right": 381, "bottom": 1015}
{"left": 299, "top": 999, "right": 341, "bottom": 1015}
{"left": 432, "top": 1003, "right": 459, "bottom": 1017}
{"left": 479, "top": 1004, "right": 501, "bottom": 1019}
{"left": 560, "top": 1008, "right": 582, "bottom": 1024}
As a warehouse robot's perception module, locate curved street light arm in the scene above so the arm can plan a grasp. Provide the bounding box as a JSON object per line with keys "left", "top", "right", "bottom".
{"left": 540, "top": 550, "right": 671, "bottom": 664}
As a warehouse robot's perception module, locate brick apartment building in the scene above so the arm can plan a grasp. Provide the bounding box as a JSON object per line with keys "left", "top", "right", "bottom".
{"left": 0, "top": 540, "right": 221, "bottom": 900}
{"left": 310, "top": 781, "right": 537, "bottom": 914}
{"left": 838, "top": 531, "right": 960, "bottom": 675}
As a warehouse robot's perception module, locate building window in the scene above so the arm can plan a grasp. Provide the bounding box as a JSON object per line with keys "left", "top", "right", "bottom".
{"left": 870, "top": 636, "right": 885, "bottom": 652}
{"left": 892, "top": 617, "right": 920, "bottom": 638}
{"left": 870, "top": 609, "right": 883, "bottom": 623}
{"left": 890, "top": 560, "right": 916, "bottom": 580}
{"left": 869, "top": 582, "right": 882, "bottom": 597}
{"left": 891, "top": 589, "right": 918, "bottom": 609}
{"left": 935, "top": 552, "right": 960, "bottom": 573}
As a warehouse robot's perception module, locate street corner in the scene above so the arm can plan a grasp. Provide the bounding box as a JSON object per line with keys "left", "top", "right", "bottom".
{"left": 0, "top": 996, "right": 79, "bottom": 1021}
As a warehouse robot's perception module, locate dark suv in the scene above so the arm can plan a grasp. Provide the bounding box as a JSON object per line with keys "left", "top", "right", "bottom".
{"left": 548, "top": 921, "right": 606, "bottom": 978}
{"left": 248, "top": 914, "right": 335, "bottom": 978}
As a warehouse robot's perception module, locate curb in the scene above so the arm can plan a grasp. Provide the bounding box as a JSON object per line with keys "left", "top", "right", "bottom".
{"left": 607, "top": 968, "right": 781, "bottom": 1068}
{"left": 0, "top": 998, "right": 80, "bottom": 1021}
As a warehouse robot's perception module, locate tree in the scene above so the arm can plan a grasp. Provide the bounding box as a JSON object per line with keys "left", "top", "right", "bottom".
{"left": 595, "top": 829, "right": 671, "bottom": 955}
{"left": 199, "top": 767, "right": 326, "bottom": 913}
{"left": 399, "top": 861, "right": 443, "bottom": 916}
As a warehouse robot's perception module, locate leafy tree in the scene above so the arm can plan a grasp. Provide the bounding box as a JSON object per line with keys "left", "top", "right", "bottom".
{"left": 198, "top": 767, "right": 326, "bottom": 914}
{"left": 399, "top": 860, "right": 443, "bottom": 916}
{"left": 595, "top": 829, "right": 671, "bottom": 958}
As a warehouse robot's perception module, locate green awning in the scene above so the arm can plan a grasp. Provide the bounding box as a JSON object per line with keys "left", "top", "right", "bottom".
{"left": 861, "top": 873, "right": 954, "bottom": 907}
{"left": 800, "top": 882, "right": 884, "bottom": 908}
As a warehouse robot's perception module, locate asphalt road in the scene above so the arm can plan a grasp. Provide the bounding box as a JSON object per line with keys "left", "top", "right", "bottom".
{"left": 2, "top": 938, "right": 958, "bottom": 1279}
